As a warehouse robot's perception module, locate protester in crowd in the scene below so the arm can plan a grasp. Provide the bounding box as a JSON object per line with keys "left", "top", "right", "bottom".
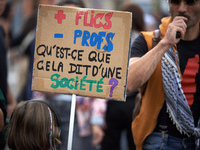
{"left": 7, "top": 100, "right": 61, "bottom": 150}
{"left": 0, "top": 0, "right": 17, "bottom": 118}
{"left": 32, "top": 91, "right": 106, "bottom": 150}
{"left": 0, "top": 0, "right": 17, "bottom": 132}
{"left": 0, "top": 1, "right": 17, "bottom": 150}
{"left": 76, "top": 96, "right": 106, "bottom": 149}
{"left": 101, "top": 2, "right": 145, "bottom": 150}
{"left": 31, "top": 1, "right": 106, "bottom": 150}
{"left": 127, "top": 0, "right": 200, "bottom": 149}
{"left": 8, "top": 0, "right": 56, "bottom": 102}
{"left": 0, "top": 0, "right": 8, "bottom": 133}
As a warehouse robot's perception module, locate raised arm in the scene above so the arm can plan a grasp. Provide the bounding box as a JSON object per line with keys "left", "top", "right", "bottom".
{"left": 127, "top": 16, "right": 187, "bottom": 92}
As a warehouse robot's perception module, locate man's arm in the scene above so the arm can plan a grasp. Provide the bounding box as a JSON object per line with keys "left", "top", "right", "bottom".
{"left": 127, "top": 41, "right": 171, "bottom": 92}
{"left": 127, "top": 16, "right": 187, "bottom": 92}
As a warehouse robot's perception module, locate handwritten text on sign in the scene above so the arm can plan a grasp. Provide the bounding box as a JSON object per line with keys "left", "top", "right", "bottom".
{"left": 32, "top": 5, "right": 131, "bottom": 101}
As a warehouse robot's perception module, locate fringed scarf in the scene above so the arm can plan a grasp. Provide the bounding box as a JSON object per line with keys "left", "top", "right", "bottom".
{"left": 161, "top": 46, "right": 200, "bottom": 149}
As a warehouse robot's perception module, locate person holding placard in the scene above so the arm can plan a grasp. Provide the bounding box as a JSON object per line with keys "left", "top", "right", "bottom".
{"left": 30, "top": 1, "right": 107, "bottom": 150}
{"left": 0, "top": 0, "right": 7, "bottom": 132}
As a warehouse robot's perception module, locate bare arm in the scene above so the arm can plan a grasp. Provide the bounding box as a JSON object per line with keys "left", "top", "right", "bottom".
{"left": 127, "top": 16, "right": 187, "bottom": 92}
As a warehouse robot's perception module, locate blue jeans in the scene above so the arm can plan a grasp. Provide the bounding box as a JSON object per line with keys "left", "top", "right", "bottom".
{"left": 143, "top": 132, "right": 195, "bottom": 150}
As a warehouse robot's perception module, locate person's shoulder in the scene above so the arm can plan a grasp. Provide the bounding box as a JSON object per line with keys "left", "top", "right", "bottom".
{"left": 141, "top": 31, "right": 154, "bottom": 39}
{"left": 133, "top": 32, "right": 152, "bottom": 47}
{"left": 132, "top": 33, "right": 146, "bottom": 45}
{"left": 131, "top": 33, "right": 148, "bottom": 57}
{"left": 140, "top": 30, "right": 157, "bottom": 50}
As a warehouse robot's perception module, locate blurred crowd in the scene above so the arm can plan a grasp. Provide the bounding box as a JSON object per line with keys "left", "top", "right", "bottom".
{"left": 0, "top": 0, "right": 168, "bottom": 150}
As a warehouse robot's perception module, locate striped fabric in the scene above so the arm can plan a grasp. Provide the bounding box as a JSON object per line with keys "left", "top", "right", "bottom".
{"left": 161, "top": 47, "right": 200, "bottom": 139}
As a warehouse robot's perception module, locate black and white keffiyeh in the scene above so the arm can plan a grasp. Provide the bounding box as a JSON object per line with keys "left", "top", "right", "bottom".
{"left": 161, "top": 47, "right": 200, "bottom": 145}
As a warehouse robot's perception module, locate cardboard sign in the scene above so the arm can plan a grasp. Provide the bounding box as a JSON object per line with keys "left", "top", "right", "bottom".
{"left": 32, "top": 5, "right": 132, "bottom": 101}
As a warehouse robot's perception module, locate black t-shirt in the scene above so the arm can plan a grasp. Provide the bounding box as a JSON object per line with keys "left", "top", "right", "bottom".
{"left": 131, "top": 33, "right": 200, "bottom": 131}
{"left": 178, "top": 36, "right": 200, "bottom": 126}
{"left": 131, "top": 34, "right": 148, "bottom": 58}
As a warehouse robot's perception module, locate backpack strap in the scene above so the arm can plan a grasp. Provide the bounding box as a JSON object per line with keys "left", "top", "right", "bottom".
{"left": 152, "top": 30, "right": 168, "bottom": 137}
{"left": 133, "top": 29, "right": 161, "bottom": 120}
{"left": 141, "top": 29, "right": 161, "bottom": 95}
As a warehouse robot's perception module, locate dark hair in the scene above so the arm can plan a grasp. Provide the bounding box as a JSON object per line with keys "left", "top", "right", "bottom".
{"left": 59, "top": 0, "right": 85, "bottom": 8}
{"left": 121, "top": 3, "right": 145, "bottom": 32}
{"left": 7, "top": 100, "right": 61, "bottom": 150}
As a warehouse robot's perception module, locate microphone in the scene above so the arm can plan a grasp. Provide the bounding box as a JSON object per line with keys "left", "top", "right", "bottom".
{"left": 176, "top": 31, "right": 181, "bottom": 39}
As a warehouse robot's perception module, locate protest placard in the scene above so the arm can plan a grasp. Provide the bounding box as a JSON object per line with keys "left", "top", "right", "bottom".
{"left": 32, "top": 4, "right": 132, "bottom": 101}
